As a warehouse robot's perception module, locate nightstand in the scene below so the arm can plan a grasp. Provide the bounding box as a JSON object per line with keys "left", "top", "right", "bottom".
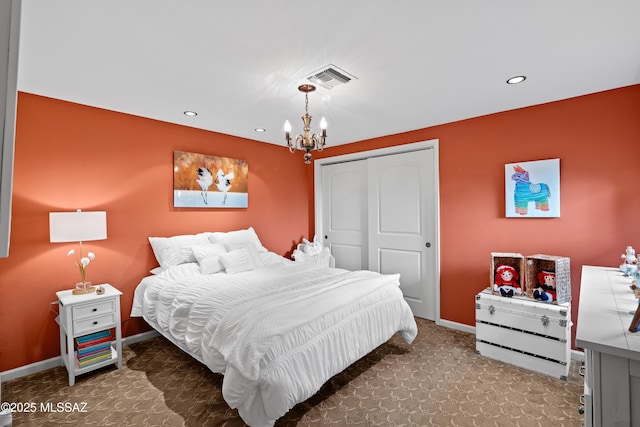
{"left": 56, "top": 284, "right": 122, "bottom": 386}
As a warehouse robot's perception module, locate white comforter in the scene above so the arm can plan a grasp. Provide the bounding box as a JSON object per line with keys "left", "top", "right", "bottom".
{"left": 131, "top": 261, "right": 418, "bottom": 426}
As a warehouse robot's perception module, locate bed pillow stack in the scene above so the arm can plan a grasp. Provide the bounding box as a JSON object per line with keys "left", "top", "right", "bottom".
{"left": 149, "top": 227, "right": 275, "bottom": 275}
{"left": 209, "top": 227, "right": 267, "bottom": 273}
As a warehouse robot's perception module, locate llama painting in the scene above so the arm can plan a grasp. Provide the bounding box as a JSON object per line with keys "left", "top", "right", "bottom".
{"left": 505, "top": 159, "right": 560, "bottom": 218}
{"left": 174, "top": 151, "right": 248, "bottom": 208}
{"left": 512, "top": 165, "right": 551, "bottom": 214}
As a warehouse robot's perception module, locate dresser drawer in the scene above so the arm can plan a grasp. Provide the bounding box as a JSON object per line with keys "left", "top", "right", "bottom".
{"left": 72, "top": 299, "right": 115, "bottom": 320}
{"left": 74, "top": 312, "right": 116, "bottom": 336}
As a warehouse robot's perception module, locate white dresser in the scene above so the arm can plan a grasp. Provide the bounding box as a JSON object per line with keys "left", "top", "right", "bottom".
{"left": 575, "top": 265, "right": 640, "bottom": 427}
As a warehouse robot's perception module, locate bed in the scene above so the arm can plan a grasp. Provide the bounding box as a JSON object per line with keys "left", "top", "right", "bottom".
{"left": 131, "top": 227, "right": 418, "bottom": 426}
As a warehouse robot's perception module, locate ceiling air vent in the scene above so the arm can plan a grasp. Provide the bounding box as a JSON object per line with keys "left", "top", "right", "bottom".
{"left": 305, "top": 65, "right": 356, "bottom": 90}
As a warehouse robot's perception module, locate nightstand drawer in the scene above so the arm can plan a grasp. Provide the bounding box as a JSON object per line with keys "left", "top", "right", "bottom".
{"left": 74, "top": 313, "right": 116, "bottom": 336}
{"left": 72, "top": 299, "right": 115, "bottom": 320}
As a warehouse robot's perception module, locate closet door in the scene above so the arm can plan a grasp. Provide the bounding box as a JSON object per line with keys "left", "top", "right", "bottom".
{"left": 320, "top": 146, "right": 438, "bottom": 320}
{"left": 368, "top": 149, "right": 436, "bottom": 320}
{"left": 321, "top": 160, "right": 367, "bottom": 270}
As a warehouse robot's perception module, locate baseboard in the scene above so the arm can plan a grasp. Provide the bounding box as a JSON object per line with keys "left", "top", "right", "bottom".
{"left": 437, "top": 317, "right": 585, "bottom": 362}
{"left": 0, "top": 330, "right": 160, "bottom": 383}
{"left": 437, "top": 318, "right": 476, "bottom": 334}
{"left": 0, "top": 355, "right": 62, "bottom": 384}
{"left": 122, "top": 329, "right": 160, "bottom": 346}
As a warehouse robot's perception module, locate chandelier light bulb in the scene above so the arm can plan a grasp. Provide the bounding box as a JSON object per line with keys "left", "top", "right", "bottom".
{"left": 320, "top": 117, "right": 327, "bottom": 130}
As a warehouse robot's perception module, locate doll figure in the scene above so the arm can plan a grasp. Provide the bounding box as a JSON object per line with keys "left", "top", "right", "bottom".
{"left": 533, "top": 270, "right": 556, "bottom": 303}
{"left": 620, "top": 246, "right": 638, "bottom": 276}
{"left": 494, "top": 265, "right": 522, "bottom": 297}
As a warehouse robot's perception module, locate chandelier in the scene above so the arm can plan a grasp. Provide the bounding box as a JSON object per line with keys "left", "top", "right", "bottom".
{"left": 284, "top": 84, "right": 327, "bottom": 164}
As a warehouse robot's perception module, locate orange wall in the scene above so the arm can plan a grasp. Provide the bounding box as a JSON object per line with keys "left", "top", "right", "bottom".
{"left": 315, "top": 84, "right": 640, "bottom": 344}
{"left": 2, "top": 85, "right": 639, "bottom": 372}
{"left": 0, "top": 93, "right": 310, "bottom": 371}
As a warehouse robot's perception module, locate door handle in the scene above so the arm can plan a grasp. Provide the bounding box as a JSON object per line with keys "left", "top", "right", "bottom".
{"left": 425, "top": 242, "right": 431, "bottom": 248}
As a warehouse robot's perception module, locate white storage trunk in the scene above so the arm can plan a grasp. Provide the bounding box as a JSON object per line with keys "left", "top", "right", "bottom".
{"left": 475, "top": 289, "right": 572, "bottom": 380}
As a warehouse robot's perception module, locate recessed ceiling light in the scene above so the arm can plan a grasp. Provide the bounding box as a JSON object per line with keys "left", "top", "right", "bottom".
{"left": 254, "top": 128, "right": 266, "bottom": 132}
{"left": 183, "top": 111, "right": 198, "bottom": 116}
{"left": 506, "top": 76, "right": 526, "bottom": 84}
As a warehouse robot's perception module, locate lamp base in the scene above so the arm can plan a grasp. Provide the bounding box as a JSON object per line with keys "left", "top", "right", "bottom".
{"left": 72, "top": 281, "right": 95, "bottom": 295}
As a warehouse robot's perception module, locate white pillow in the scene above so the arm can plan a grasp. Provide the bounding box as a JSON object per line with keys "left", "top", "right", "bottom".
{"left": 148, "top": 234, "right": 210, "bottom": 269}
{"left": 198, "top": 255, "right": 225, "bottom": 275}
{"left": 191, "top": 243, "right": 227, "bottom": 275}
{"left": 208, "top": 227, "right": 268, "bottom": 253}
{"left": 191, "top": 243, "right": 227, "bottom": 261}
{"left": 219, "top": 247, "right": 255, "bottom": 274}
{"left": 224, "top": 241, "right": 265, "bottom": 268}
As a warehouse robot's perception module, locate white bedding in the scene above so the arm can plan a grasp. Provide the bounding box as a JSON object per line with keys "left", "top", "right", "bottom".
{"left": 131, "top": 259, "right": 417, "bottom": 427}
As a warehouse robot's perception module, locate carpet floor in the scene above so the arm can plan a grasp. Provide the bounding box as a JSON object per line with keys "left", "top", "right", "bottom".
{"left": 3, "top": 318, "right": 583, "bottom": 426}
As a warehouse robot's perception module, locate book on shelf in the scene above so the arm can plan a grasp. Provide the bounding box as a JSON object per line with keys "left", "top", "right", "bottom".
{"left": 76, "top": 330, "right": 110, "bottom": 343}
{"left": 77, "top": 330, "right": 110, "bottom": 341}
{"left": 77, "top": 347, "right": 111, "bottom": 362}
{"left": 75, "top": 330, "right": 112, "bottom": 349}
{"left": 77, "top": 350, "right": 112, "bottom": 368}
{"left": 77, "top": 342, "right": 112, "bottom": 358}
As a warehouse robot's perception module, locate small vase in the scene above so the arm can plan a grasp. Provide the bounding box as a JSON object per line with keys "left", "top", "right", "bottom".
{"left": 75, "top": 281, "right": 94, "bottom": 294}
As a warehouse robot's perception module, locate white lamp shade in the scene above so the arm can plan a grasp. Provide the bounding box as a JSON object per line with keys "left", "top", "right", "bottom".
{"left": 49, "top": 211, "right": 107, "bottom": 243}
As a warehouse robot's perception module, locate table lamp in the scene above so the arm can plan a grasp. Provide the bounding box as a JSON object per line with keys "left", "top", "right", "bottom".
{"left": 49, "top": 209, "right": 107, "bottom": 294}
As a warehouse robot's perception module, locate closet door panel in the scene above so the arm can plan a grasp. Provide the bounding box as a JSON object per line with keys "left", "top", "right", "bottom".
{"left": 330, "top": 244, "right": 363, "bottom": 271}
{"left": 368, "top": 149, "right": 435, "bottom": 319}
{"left": 321, "top": 160, "right": 367, "bottom": 270}
{"left": 378, "top": 165, "right": 421, "bottom": 234}
{"left": 378, "top": 248, "right": 422, "bottom": 294}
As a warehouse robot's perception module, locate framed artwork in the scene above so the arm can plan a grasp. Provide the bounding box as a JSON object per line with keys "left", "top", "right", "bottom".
{"left": 505, "top": 158, "right": 560, "bottom": 218}
{"left": 173, "top": 151, "right": 248, "bottom": 208}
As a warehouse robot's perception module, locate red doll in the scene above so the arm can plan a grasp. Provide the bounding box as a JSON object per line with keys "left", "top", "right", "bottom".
{"left": 493, "top": 265, "right": 522, "bottom": 297}
{"left": 533, "top": 270, "right": 556, "bottom": 302}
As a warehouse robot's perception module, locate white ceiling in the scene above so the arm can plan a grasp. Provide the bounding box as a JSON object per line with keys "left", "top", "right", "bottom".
{"left": 17, "top": 1, "right": 640, "bottom": 147}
